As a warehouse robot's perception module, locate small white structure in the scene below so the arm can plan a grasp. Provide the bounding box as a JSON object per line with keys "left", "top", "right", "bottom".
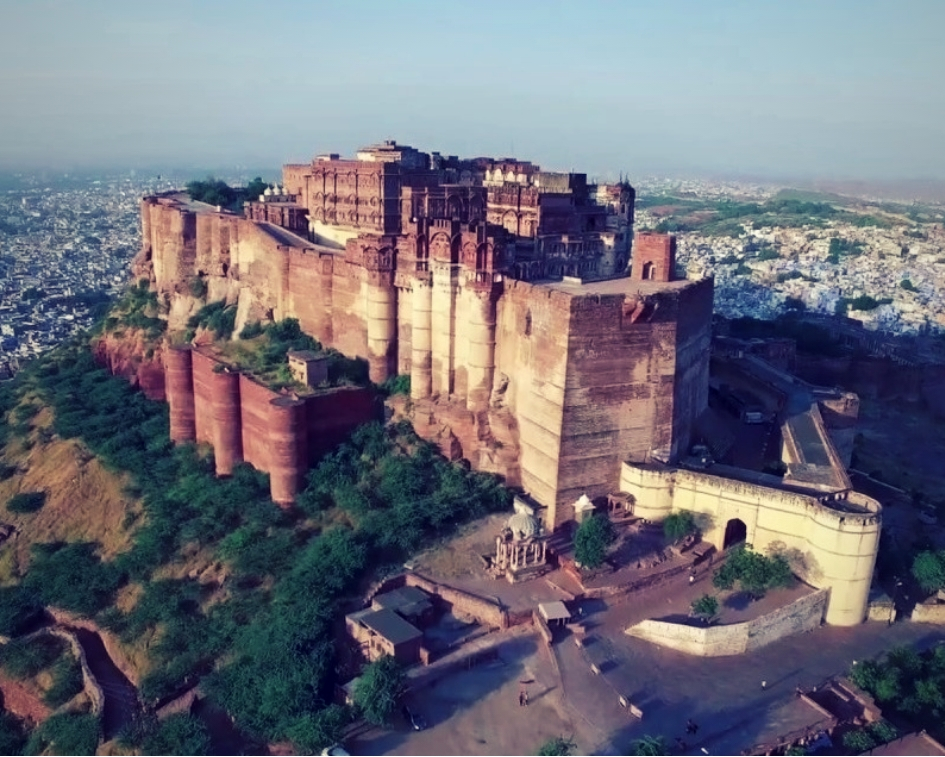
{"left": 573, "top": 493, "right": 596, "bottom": 524}
{"left": 538, "top": 601, "right": 571, "bottom": 628}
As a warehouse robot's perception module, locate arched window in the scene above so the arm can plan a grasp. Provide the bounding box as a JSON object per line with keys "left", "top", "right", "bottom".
{"left": 642, "top": 261, "right": 655, "bottom": 280}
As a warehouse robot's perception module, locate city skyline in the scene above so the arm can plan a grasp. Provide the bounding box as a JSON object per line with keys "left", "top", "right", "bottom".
{"left": 1, "top": 0, "right": 944, "bottom": 181}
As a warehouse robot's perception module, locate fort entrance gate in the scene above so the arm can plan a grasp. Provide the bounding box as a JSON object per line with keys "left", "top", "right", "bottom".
{"left": 723, "top": 518, "right": 747, "bottom": 549}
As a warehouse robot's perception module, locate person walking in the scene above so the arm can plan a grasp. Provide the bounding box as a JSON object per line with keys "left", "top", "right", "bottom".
{"left": 761, "top": 680, "right": 767, "bottom": 690}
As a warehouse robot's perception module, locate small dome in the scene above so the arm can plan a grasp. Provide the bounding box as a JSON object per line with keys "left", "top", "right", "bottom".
{"left": 508, "top": 512, "right": 538, "bottom": 541}
{"left": 263, "top": 186, "right": 273, "bottom": 196}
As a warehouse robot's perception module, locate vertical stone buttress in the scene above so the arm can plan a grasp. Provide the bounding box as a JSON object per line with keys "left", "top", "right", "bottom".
{"left": 165, "top": 346, "right": 196, "bottom": 443}
{"left": 210, "top": 369, "right": 243, "bottom": 476}
{"left": 466, "top": 286, "right": 498, "bottom": 412}
{"left": 267, "top": 397, "right": 308, "bottom": 507}
{"left": 140, "top": 200, "right": 153, "bottom": 261}
{"left": 268, "top": 244, "right": 291, "bottom": 322}
{"left": 431, "top": 261, "right": 457, "bottom": 396}
{"left": 410, "top": 275, "right": 433, "bottom": 399}
{"left": 366, "top": 276, "right": 397, "bottom": 384}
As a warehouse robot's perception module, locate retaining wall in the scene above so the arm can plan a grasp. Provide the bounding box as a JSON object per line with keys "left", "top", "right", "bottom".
{"left": 404, "top": 573, "right": 509, "bottom": 629}
{"left": 911, "top": 602, "right": 945, "bottom": 624}
{"left": 626, "top": 588, "right": 829, "bottom": 656}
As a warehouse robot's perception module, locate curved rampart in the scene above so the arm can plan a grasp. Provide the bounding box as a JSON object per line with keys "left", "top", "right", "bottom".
{"left": 465, "top": 288, "right": 498, "bottom": 412}
{"left": 410, "top": 277, "right": 433, "bottom": 399}
{"left": 366, "top": 278, "right": 397, "bottom": 384}
{"left": 620, "top": 463, "right": 881, "bottom": 626}
{"left": 267, "top": 396, "right": 308, "bottom": 506}
{"left": 165, "top": 346, "right": 196, "bottom": 442}
{"left": 210, "top": 368, "right": 243, "bottom": 476}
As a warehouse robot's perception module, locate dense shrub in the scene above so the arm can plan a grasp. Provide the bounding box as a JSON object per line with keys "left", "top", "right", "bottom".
{"left": 43, "top": 654, "right": 84, "bottom": 707}
{"left": 0, "top": 635, "right": 63, "bottom": 679}
{"left": 24, "top": 542, "right": 124, "bottom": 616}
{"left": 0, "top": 585, "right": 44, "bottom": 636}
{"left": 7, "top": 491, "right": 46, "bottom": 513}
{"left": 353, "top": 656, "right": 405, "bottom": 726}
{"left": 141, "top": 713, "right": 211, "bottom": 756}
{"left": 188, "top": 301, "right": 237, "bottom": 340}
{"left": 0, "top": 709, "right": 27, "bottom": 756}
{"left": 24, "top": 711, "right": 100, "bottom": 756}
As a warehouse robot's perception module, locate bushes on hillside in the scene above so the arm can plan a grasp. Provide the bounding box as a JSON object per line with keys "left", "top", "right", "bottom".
{"left": 14, "top": 344, "right": 515, "bottom": 749}
{"left": 24, "top": 542, "right": 123, "bottom": 617}
{"left": 0, "top": 586, "right": 44, "bottom": 637}
{"left": 7, "top": 491, "right": 46, "bottom": 513}
{"left": 24, "top": 711, "right": 100, "bottom": 756}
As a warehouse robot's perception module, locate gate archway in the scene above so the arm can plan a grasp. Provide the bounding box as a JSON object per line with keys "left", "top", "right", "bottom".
{"left": 723, "top": 518, "right": 747, "bottom": 550}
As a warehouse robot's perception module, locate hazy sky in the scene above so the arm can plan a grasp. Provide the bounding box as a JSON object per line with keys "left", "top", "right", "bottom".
{"left": 1, "top": 0, "right": 943, "bottom": 180}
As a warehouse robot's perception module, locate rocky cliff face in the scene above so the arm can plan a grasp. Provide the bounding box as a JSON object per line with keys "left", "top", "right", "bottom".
{"left": 92, "top": 330, "right": 166, "bottom": 402}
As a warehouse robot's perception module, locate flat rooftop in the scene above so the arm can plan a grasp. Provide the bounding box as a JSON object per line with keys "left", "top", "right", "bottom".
{"left": 163, "top": 192, "right": 221, "bottom": 214}
{"left": 538, "top": 275, "right": 698, "bottom": 297}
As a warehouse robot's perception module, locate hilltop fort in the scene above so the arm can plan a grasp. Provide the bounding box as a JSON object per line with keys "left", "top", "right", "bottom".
{"left": 134, "top": 140, "right": 881, "bottom": 626}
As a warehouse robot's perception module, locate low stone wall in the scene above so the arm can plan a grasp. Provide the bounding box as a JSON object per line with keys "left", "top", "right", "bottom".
{"left": 404, "top": 573, "right": 509, "bottom": 629}
{"left": 626, "top": 589, "right": 829, "bottom": 657}
{"left": 47, "top": 608, "right": 141, "bottom": 686}
{"left": 45, "top": 628, "right": 105, "bottom": 718}
{"left": 911, "top": 601, "right": 945, "bottom": 624}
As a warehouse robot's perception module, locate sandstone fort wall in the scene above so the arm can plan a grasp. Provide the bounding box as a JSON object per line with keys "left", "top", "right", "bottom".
{"left": 620, "top": 464, "right": 880, "bottom": 625}
{"left": 142, "top": 196, "right": 712, "bottom": 528}
{"left": 163, "top": 346, "right": 375, "bottom": 506}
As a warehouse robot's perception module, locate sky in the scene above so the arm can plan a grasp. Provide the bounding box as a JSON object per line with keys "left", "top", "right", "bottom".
{"left": 0, "top": 0, "right": 943, "bottom": 181}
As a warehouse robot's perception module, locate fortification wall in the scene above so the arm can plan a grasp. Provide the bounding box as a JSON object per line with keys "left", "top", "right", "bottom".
{"left": 191, "top": 349, "right": 215, "bottom": 445}
{"left": 493, "top": 281, "right": 571, "bottom": 522}
{"left": 162, "top": 345, "right": 374, "bottom": 505}
{"left": 626, "top": 588, "right": 828, "bottom": 655}
{"left": 619, "top": 464, "right": 880, "bottom": 626}
{"left": 239, "top": 374, "right": 275, "bottom": 472}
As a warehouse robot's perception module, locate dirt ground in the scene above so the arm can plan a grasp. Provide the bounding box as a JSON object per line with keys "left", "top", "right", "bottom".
{"left": 409, "top": 513, "right": 508, "bottom": 580}
{"left": 353, "top": 633, "right": 581, "bottom": 756}
{"left": 0, "top": 405, "right": 141, "bottom": 583}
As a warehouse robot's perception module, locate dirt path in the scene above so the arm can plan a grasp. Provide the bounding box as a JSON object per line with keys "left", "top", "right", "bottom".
{"left": 71, "top": 628, "right": 140, "bottom": 739}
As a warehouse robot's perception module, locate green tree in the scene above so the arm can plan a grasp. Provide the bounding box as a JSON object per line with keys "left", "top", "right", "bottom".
{"left": 536, "top": 735, "right": 576, "bottom": 756}
{"left": 900, "top": 279, "right": 917, "bottom": 291}
{"left": 691, "top": 594, "right": 719, "bottom": 622}
{"left": 842, "top": 729, "right": 875, "bottom": 752}
{"left": 911, "top": 550, "right": 945, "bottom": 594}
{"left": 712, "top": 544, "right": 793, "bottom": 598}
{"left": 662, "top": 510, "right": 696, "bottom": 543}
{"left": 352, "top": 656, "right": 406, "bottom": 727}
{"left": 629, "top": 734, "right": 668, "bottom": 755}
{"left": 141, "top": 713, "right": 211, "bottom": 756}
{"left": 574, "top": 513, "right": 617, "bottom": 569}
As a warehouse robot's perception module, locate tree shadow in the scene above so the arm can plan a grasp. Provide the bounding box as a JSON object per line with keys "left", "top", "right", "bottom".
{"left": 723, "top": 591, "right": 754, "bottom": 611}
